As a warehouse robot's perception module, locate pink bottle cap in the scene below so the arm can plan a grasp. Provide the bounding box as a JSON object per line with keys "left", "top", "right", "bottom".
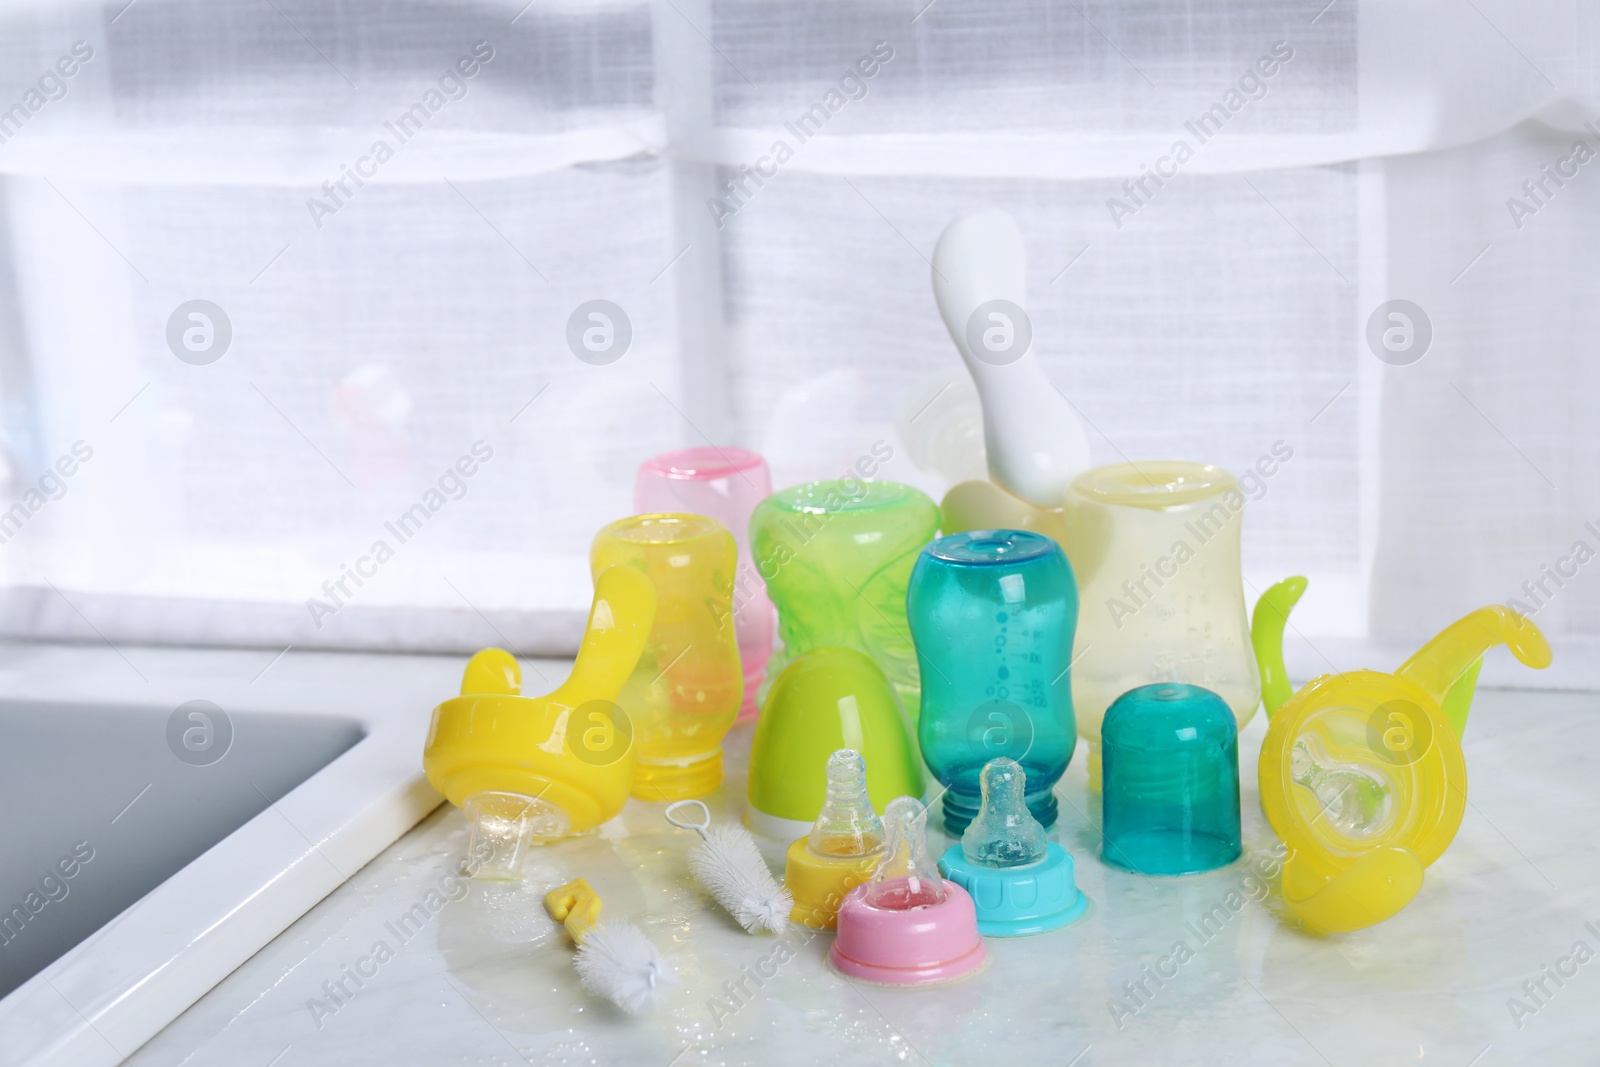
{"left": 828, "top": 880, "right": 987, "bottom": 985}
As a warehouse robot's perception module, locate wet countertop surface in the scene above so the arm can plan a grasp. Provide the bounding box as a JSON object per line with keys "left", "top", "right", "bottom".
{"left": 132, "top": 687, "right": 1600, "bottom": 1067}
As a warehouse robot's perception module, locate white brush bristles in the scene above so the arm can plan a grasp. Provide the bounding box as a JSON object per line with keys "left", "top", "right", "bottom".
{"left": 573, "top": 920, "right": 675, "bottom": 1014}
{"left": 688, "top": 821, "right": 793, "bottom": 934}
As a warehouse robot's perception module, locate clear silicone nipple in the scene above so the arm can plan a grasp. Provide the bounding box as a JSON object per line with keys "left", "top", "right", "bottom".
{"left": 961, "top": 758, "right": 1048, "bottom": 868}
{"left": 1289, "top": 735, "right": 1395, "bottom": 839}
{"left": 809, "top": 749, "right": 886, "bottom": 859}
{"left": 462, "top": 790, "right": 571, "bottom": 880}
{"left": 864, "top": 796, "right": 947, "bottom": 909}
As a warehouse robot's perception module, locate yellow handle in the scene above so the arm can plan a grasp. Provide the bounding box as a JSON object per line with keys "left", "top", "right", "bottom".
{"left": 544, "top": 877, "right": 603, "bottom": 942}
{"left": 425, "top": 565, "right": 659, "bottom": 833}
{"left": 1395, "top": 606, "right": 1552, "bottom": 737}
{"left": 456, "top": 566, "right": 656, "bottom": 705}
{"left": 550, "top": 565, "right": 657, "bottom": 710}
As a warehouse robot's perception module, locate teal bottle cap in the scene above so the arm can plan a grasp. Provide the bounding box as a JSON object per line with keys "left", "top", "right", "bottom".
{"left": 1101, "top": 683, "right": 1242, "bottom": 876}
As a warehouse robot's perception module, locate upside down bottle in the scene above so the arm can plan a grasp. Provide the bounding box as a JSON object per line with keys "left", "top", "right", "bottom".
{"left": 590, "top": 513, "right": 742, "bottom": 801}
{"left": 909, "top": 529, "right": 1078, "bottom": 834}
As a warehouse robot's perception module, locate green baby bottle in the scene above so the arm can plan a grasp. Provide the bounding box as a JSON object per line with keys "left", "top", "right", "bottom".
{"left": 750, "top": 479, "right": 940, "bottom": 718}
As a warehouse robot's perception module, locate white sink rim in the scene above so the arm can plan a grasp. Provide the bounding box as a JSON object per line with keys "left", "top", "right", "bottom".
{"left": 0, "top": 641, "right": 453, "bottom": 1067}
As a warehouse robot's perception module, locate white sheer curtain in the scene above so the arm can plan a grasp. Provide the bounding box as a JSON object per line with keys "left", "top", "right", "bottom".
{"left": 0, "top": 0, "right": 1595, "bottom": 688}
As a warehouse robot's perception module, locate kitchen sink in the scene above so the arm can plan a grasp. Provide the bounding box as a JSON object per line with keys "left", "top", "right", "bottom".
{"left": 0, "top": 642, "right": 453, "bottom": 1067}
{"left": 0, "top": 701, "right": 363, "bottom": 1000}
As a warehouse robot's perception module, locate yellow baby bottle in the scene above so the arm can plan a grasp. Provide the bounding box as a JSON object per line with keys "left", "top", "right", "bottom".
{"left": 591, "top": 513, "right": 743, "bottom": 801}
{"left": 1252, "top": 578, "right": 1551, "bottom": 933}
{"left": 423, "top": 565, "right": 656, "bottom": 878}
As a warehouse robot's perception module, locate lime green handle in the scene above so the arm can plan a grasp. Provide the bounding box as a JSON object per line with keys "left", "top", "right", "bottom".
{"left": 1438, "top": 656, "right": 1483, "bottom": 741}
{"left": 1251, "top": 576, "right": 1307, "bottom": 720}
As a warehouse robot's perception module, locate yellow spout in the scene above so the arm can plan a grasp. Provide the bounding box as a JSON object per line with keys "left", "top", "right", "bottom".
{"left": 553, "top": 565, "right": 659, "bottom": 710}
{"left": 1395, "top": 606, "right": 1551, "bottom": 738}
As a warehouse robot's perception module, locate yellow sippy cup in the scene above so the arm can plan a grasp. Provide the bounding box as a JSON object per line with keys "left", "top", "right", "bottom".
{"left": 591, "top": 513, "right": 743, "bottom": 802}
{"left": 424, "top": 565, "right": 656, "bottom": 878}
{"left": 1252, "top": 577, "right": 1551, "bottom": 933}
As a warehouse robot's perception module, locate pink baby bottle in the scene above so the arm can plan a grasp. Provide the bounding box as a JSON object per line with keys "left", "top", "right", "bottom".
{"left": 634, "top": 447, "right": 774, "bottom": 720}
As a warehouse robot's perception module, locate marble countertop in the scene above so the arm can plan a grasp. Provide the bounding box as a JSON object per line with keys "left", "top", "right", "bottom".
{"left": 131, "top": 686, "right": 1599, "bottom": 1067}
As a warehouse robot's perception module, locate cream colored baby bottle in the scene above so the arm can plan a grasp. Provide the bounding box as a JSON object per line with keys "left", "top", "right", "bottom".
{"left": 1062, "top": 461, "right": 1260, "bottom": 788}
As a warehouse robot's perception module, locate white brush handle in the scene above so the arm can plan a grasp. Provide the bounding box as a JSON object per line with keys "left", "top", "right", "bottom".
{"left": 665, "top": 799, "right": 712, "bottom": 839}
{"left": 932, "top": 208, "right": 1091, "bottom": 507}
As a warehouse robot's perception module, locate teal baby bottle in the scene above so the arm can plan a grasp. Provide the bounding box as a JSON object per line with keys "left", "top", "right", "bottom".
{"left": 909, "top": 529, "right": 1077, "bottom": 833}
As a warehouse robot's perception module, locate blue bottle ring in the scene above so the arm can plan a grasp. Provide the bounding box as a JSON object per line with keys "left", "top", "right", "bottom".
{"left": 938, "top": 842, "right": 1088, "bottom": 937}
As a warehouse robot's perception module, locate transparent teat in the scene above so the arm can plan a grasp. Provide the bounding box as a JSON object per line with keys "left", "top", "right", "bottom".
{"left": 961, "top": 758, "right": 1049, "bottom": 869}
{"left": 1289, "top": 735, "right": 1395, "bottom": 839}
{"left": 809, "top": 749, "right": 886, "bottom": 859}
{"left": 463, "top": 790, "right": 571, "bottom": 880}
{"left": 864, "top": 796, "right": 947, "bottom": 909}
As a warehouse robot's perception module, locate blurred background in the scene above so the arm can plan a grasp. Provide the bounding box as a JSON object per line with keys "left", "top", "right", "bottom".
{"left": 0, "top": 0, "right": 1595, "bottom": 685}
